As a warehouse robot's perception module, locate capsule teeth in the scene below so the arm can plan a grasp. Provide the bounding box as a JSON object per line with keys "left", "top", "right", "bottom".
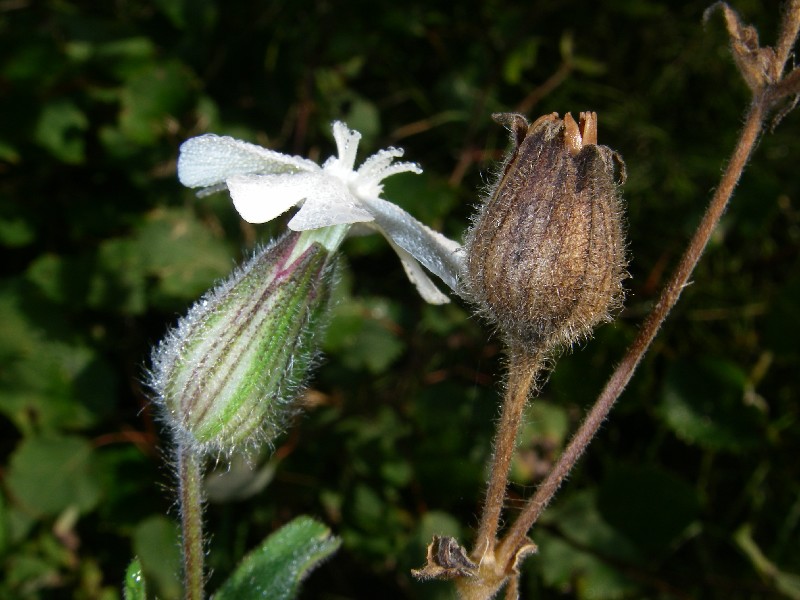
{"left": 464, "top": 112, "right": 628, "bottom": 356}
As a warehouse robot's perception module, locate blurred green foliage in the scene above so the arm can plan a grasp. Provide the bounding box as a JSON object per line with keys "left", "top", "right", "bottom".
{"left": 1, "top": 0, "right": 799, "bottom": 598}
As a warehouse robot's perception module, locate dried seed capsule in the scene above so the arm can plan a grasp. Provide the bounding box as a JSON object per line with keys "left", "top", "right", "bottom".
{"left": 464, "top": 112, "right": 627, "bottom": 354}
{"left": 149, "top": 231, "right": 334, "bottom": 457}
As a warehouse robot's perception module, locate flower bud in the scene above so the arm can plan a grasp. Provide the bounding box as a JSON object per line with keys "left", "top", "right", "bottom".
{"left": 149, "top": 231, "right": 334, "bottom": 457}
{"left": 464, "top": 112, "right": 627, "bottom": 354}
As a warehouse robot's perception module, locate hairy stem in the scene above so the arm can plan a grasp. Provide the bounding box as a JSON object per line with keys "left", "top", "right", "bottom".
{"left": 497, "top": 95, "right": 768, "bottom": 568}
{"left": 472, "top": 350, "right": 543, "bottom": 560}
{"left": 774, "top": 0, "right": 800, "bottom": 76}
{"left": 179, "top": 442, "right": 205, "bottom": 600}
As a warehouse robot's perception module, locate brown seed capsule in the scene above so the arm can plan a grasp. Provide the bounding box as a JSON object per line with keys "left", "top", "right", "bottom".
{"left": 464, "top": 112, "right": 627, "bottom": 354}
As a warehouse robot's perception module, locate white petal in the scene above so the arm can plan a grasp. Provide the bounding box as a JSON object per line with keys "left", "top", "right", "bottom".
{"left": 178, "top": 134, "right": 318, "bottom": 189}
{"left": 331, "top": 122, "right": 361, "bottom": 172}
{"left": 361, "top": 197, "right": 464, "bottom": 293}
{"left": 357, "top": 147, "right": 404, "bottom": 178}
{"left": 357, "top": 148, "right": 421, "bottom": 183}
{"left": 384, "top": 238, "right": 451, "bottom": 304}
{"left": 227, "top": 173, "right": 319, "bottom": 224}
{"left": 287, "top": 178, "right": 373, "bottom": 230}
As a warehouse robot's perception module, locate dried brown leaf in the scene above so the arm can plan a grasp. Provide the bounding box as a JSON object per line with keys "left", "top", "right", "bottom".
{"left": 411, "top": 536, "right": 477, "bottom": 581}
{"left": 705, "top": 2, "right": 776, "bottom": 92}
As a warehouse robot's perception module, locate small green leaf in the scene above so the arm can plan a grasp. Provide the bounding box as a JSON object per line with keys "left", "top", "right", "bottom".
{"left": 536, "top": 528, "right": 640, "bottom": 600}
{"left": 536, "top": 491, "right": 642, "bottom": 599}
{"left": 93, "top": 37, "right": 157, "bottom": 78}
{"left": 6, "top": 436, "right": 101, "bottom": 517}
{"left": 123, "top": 558, "right": 147, "bottom": 600}
{"left": 0, "top": 216, "right": 33, "bottom": 246}
{"left": 324, "top": 298, "right": 404, "bottom": 373}
{"left": 597, "top": 465, "right": 700, "bottom": 556}
{"left": 351, "top": 484, "right": 384, "bottom": 530}
{"left": 0, "top": 286, "right": 117, "bottom": 432}
{"left": 539, "top": 490, "right": 640, "bottom": 563}
{"left": 415, "top": 511, "right": 462, "bottom": 545}
{"left": 559, "top": 31, "right": 574, "bottom": 60}
{"left": 341, "top": 96, "right": 380, "bottom": 142}
{"left": 34, "top": 99, "right": 88, "bottom": 164}
{"left": 133, "top": 516, "right": 181, "bottom": 600}
{"left": 86, "top": 237, "right": 147, "bottom": 314}
{"left": 118, "top": 61, "right": 195, "bottom": 145}
{"left": 214, "top": 516, "right": 340, "bottom": 600}
{"left": 26, "top": 252, "right": 104, "bottom": 310}
{"left": 382, "top": 172, "right": 459, "bottom": 226}
{"left": 511, "top": 400, "right": 570, "bottom": 484}
{"left": 4, "top": 552, "right": 60, "bottom": 593}
{"left": 657, "top": 357, "right": 762, "bottom": 452}
{"left": 502, "top": 38, "right": 540, "bottom": 85}
{"left": 152, "top": 0, "right": 189, "bottom": 29}
{"left": 134, "top": 207, "right": 234, "bottom": 306}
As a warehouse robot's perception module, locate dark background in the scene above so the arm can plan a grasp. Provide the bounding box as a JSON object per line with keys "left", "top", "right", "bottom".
{"left": 1, "top": 1, "right": 799, "bottom": 598}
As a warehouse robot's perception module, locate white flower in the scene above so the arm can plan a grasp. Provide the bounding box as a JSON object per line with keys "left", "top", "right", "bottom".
{"left": 178, "top": 122, "right": 463, "bottom": 304}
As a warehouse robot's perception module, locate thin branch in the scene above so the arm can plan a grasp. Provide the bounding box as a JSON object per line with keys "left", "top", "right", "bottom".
{"left": 497, "top": 94, "right": 768, "bottom": 568}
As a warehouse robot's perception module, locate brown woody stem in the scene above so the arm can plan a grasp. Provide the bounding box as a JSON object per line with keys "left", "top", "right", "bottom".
{"left": 774, "top": 0, "right": 800, "bottom": 76}
{"left": 472, "top": 350, "right": 543, "bottom": 560}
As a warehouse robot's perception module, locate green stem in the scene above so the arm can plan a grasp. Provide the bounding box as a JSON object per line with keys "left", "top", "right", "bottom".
{"left": 178, "top": 442, "right": 205, "bottom": 600}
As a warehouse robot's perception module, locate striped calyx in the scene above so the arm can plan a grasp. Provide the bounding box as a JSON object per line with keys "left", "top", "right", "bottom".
{"left": 150, "top": 231, "right": 333, "bottom": 457}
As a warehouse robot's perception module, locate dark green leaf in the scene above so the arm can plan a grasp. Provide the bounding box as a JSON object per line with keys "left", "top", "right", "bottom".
{"left": 34, "top": 100, "right": 88, "bottom": 164}
{"left": 118, "top": 61, "right": 196, "bottom": 145}
{"left": 324, "top": 298, "right": 405, "bottom": 373}
{"left": 536, "top": 491, "right": 642, "bottom": 599}
{"left": 0, "top": 216, "right": 33, "bottom": 246}
{"left": 214, "top": 516, "right": 340, "bottom": 600}
{"left": 133, "top": 516, "right": 181, "bottom": 600}
{"left": 657, "top": 357, "right": 762, "bottom": 452}
{"left": 597, "top": 465, "right": 700, "bottom": 556}
{"left": 6, "top": 436, "right": 101, "bottom": 517}
{"left": 0, "top": 286, "right": 116, "bottom": 432}
{"left": 134, "top": 207, "right": 234, "bottom": 306}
